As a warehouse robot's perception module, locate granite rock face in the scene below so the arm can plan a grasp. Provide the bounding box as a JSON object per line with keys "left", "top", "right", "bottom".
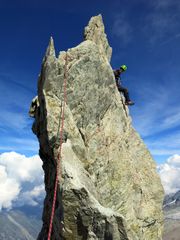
{"left": 30, "top": 15, "right": 164, "bottom": 240}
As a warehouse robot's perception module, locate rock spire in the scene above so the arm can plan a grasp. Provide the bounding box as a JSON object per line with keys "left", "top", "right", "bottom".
{"left": 29, "top": 15, "right": 164, "bottom": 240}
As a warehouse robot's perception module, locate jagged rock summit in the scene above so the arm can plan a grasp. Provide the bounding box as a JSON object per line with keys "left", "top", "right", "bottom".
{"left": 30, "top": 15, "right": 164, "bottom": 240}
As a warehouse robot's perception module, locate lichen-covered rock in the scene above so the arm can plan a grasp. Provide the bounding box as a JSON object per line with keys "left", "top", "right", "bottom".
{"left": 30, "top": 15, "right": 164, "bottom": 240}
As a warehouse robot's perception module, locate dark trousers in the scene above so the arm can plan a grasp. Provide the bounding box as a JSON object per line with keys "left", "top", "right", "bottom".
{"left": 118, "top": 86, "right": 130, "bottom": 102}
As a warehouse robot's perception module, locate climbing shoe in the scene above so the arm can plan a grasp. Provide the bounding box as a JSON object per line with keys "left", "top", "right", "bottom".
{"left": 125, "top": 101, "right": 135, "bottom": 106}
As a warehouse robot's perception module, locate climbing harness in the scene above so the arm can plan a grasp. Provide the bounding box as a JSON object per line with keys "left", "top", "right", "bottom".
{"left": 47, "top": 53, "right": 68, "bottom": 240}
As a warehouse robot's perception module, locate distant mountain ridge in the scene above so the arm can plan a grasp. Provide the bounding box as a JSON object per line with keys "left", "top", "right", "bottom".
{"left": 163, "top": 190, "right": 180, "bottom": 210}
{"left": 0, "top": 208, "right": 42, "bottom": 240}
{"left": 163, "top": 190, "right": 180, "bottom": 240}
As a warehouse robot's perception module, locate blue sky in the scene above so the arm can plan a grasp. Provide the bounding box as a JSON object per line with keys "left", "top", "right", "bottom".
{"left": 0, "top": 0, "right": 180, "bottom": 164}
{"left": 0, "top": 0, "right": 180, "bottom": 211}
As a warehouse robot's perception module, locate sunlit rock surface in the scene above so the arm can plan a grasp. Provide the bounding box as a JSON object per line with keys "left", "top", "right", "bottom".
{"left": 30, "top": 15, "right": 164, "bottom": 240}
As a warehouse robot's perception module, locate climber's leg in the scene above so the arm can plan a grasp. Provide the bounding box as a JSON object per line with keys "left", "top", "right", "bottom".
{"left": 118, "top": 86, "right": 134, "bottom": 106}
{"left": 118, "top": 86, "right": 130, "bottom": 101}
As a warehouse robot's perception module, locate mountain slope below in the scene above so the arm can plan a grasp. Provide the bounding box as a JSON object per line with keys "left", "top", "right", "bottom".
{"left": 0, "top": 210, "right": 42, "bottom": 240}
{"left": 163, "top": 191, "right": 180, "bottom": 240}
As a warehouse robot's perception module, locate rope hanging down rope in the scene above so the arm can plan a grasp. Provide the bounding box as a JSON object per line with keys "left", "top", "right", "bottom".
{"left": 47, "top": 53, "right": 68, "bottom": 240}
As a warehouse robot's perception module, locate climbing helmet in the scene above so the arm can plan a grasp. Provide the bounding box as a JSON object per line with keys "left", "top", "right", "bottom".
{"left": 120, "top": 65, "right": 127, "bottom": 71}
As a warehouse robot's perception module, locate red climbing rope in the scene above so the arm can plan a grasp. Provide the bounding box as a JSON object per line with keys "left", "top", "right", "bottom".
{"left": 47, "top": 53, "right": 68, "bottom": 240}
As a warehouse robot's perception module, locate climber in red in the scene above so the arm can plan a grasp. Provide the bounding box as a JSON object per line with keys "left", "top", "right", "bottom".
{"left": 114, "top": 65, "right": 134, "bottom": 106}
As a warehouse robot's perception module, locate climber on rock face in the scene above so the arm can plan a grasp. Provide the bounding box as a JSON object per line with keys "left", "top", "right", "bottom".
{"left": 114, "top": 65, "right": 134, "bottom": 106}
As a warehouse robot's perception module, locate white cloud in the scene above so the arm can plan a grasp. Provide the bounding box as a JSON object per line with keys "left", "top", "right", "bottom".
{"left": 18, "top": 184, "right": 45, "bottom": 207}
{"left": 161, "top": 112, "right": 180, "bottom": 129}
{"left": 167, "top": 155, "right": 180, "bottom": 167}
{"left": 152, "top": 149, "right": 180, "bottom": 156}
{"left": 0, "top": 137, "right": 39, "bottom": 153}
{"left": 160, "top": 33, "right": 180, "bottom": 46}
{"left": 132, "top": 83, "right": 180, "bottom": 138}
{"left": 0, "top": 165, "right": 20, "bottom": 210}
{"left": 158, "top": 154, "right": 180, "bottom": 194}
{"left": 0, "top": 75, "right": 33, "bottom": 131}
{"left": 0, "top": 152, "right": 43, "bottom": 182}
{"left": 152, "top": 0, "right": 180, "bottom": 9}
{"left": 144, "top": 131, "right": 180, "bottom": 157}
{"left": 0, "top": 152, "right": 45, "bottom": 211}
{"left": 145, "top": 0, "right": 180, "bottom": 45}
{"left": 112, "top": 14, "right": 132, "bottom": 44}
{"left": 0, "top": 110, "right": 29, "bottom": 130}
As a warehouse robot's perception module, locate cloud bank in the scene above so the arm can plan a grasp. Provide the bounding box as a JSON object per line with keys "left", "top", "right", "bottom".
{"left": 0, "top": 151, "right": 45, "bottom": 211}
{"left": 158, "top": 154, "right": 180, "bottom": 194}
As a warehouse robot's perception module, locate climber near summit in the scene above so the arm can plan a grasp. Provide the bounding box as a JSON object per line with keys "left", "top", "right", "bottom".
{"left": 114, "top": 65, "right": 134, "bottom": 106}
